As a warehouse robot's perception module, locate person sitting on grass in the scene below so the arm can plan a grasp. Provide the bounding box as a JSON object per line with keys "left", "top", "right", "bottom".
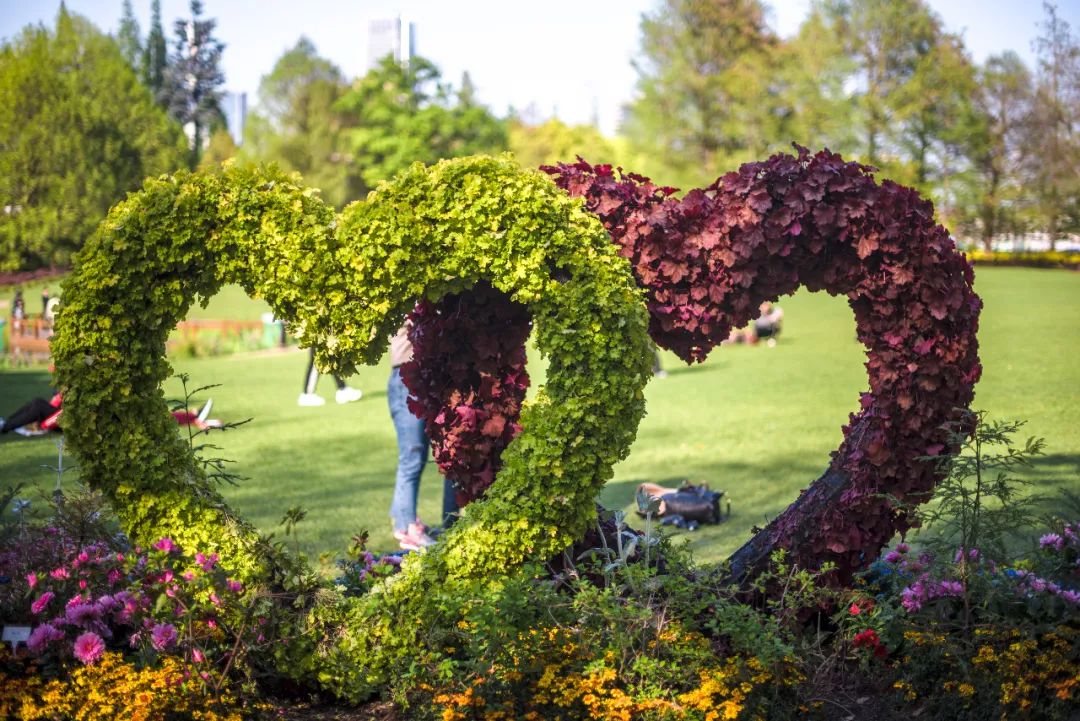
{"left": 724, "top": 301, "right": 784, "bottom": 347}
{"left": 1, "top": 395, "right": 220, "bottom": 436}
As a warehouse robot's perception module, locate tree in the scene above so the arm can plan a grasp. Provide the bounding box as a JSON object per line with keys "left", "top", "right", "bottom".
{"left": 336, "top": 56, "right": 507, "bottom": 195}
{"left": 161, "top": 0, "right": 225, "bottom": 168}
{"left": 822, "top": 0, "right": 943, "bottom": 167}
{"left": 623, "top": 0, "right": 789, "bottom": 190}
{"left": 0, "top": 7, "right": 187, "bottom": 270}
{"left": 141, "top": 0, "right": 167, "bottom": 102}
{"left": 240, "top": 37, "right": 362, "bottom": 207}
{"left": 775, "top": 6, "right": 859, "bottom": 156}
{"left": 115, "top": 0, "right": 142, "bottom": 70}
{"left": 963, "top": 52, "right": 1034, "bottom": 249}
{"left": 508, "top": 117, "right": 619, "bottom": 170}
{"left": 1028, "top": 2, "right": 1080, "bottom": 248}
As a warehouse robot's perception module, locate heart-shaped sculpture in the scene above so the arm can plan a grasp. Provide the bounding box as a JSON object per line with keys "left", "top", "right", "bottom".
{"left": 51, "top": 156, "right": 654, "bottom": 694}
{"left": 403, "top": 146, "right": 981, "bottom": 585}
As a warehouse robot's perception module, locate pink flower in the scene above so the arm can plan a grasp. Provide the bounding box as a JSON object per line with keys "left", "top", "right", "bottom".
{"left": 78, "top": 579, "right": 87, "bottom": 590}
{"left": 49, "top": 567, "right": 69, "bottom": 580}
{"left": 225, "top": 579, "right": 243, "bottom": 593}
{"left": 883, "top": 551, "right": 902, "bottom": 564}
{"left": 150, "top": 623, "right": 178, "bottom": 651}
{"left": 209, "top": 592, "right": 222, "bottom": 606}
{"left": 181, "top": 571, "right": 195, "bottom": 582}
{"left": 896, "top": 543, "right": 910, "bottom": 553}
{"left": 195, "top": 552, "right": 218, "bottom": 571}
{"left": 26, "top": 572, "right": 38, "bottom": 589}
{"left": 27, "top": 623, "right": 64, "bottom": 653}
{"left": 77, "top": 551, "right": 90, "bottom": 564}
{"left": 31, "top": 591, "right": 55, "bottom": 615}
{"left": 849, "top": 603, "right": 862, "bottom": 616}
{"left": 160, "top": 569, "right": 174, "bottom": 584}
{"left": 153, "top": 538, "right": 177, "bottom": 554}
{"left": 206, "top": 618, "right": 217, "bottom": 629}
{"left": 73, "top": 631, "right": 106, "bottom": 665}
{"left": 191, "top": 647, "right": 205, "bottom": 663}
{"left": 107, "top": 569, "right": 122, "bottom": 585}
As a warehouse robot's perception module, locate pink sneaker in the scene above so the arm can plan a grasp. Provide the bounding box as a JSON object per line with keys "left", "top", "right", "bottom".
{"left": 393, "top": 522, "right": 435, "bottom": 551}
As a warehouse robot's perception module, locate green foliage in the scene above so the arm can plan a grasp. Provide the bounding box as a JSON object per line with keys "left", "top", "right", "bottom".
{"left": 52, "top": 155, "right": 652, "bottom": 696}
{"left": 240, "top": 37, "right": 362, "bottom": 208}
{"left": 141, "top": 0, "right": 168, "bottom": 102}
{"left": 915, "top": 410, "right": 1045, "bottom": 561}
{"left": 508, "top": 117, "right": 618, "bottom": 171}
{"left": 115, "top": 0, "right": 142, "bottom": 70}
{"left": 335, "top": 56, "right": 508, "bottom": 195}
{"left": 623, "top": 0, "right": 788, "bottom": 190}
{"left": 0, "top": 7, "right": 187, "bottom": 271}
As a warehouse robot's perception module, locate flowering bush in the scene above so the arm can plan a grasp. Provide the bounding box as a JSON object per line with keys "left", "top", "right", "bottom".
{"left": 0, "top": 649, "right": 247, "bottom": 721}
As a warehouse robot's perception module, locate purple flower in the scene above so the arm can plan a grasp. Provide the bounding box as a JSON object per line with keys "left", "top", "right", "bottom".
{"left": 153, "top": 537, "right": 177, "bottom": 554}
{"left": 31, "top": 591, "right": 55, "bottom": 615}
{"left": 1060, "top": 589, "right": 1080, "bottom": 605}
{"left": 73, "top": 631, "right": 106, "bottom": 665}
{"left": 225, "top": 579, "right": 243, "bottom": 593}
{"left": 883, "top": 550, "right": 902, "bottom": 564}
{"left": 27, "top": 624, "right": 64, "bottom": 653}
{"left": 65, "top": 602, "right": 102, "bottom": 628}
{"left": 1040, "top": 533, "right": 1065, "bottom": 552}
{"left": 195, "top": 552, "right": 219, "bottom": 571}
{"left": 150, "top": 622, "right": 178, "bottom": 651}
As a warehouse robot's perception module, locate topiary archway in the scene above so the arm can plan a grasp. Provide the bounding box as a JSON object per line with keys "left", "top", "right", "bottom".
{"left": 402, "top": 147, "right": 982, "bottom": 585}
{"left": 50, "top": 156, "right": 653, "bottom": 695}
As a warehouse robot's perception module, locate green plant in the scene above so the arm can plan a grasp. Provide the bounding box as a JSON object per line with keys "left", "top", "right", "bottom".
{"left": 916, "top": 409, "right": 1045, "bottom": 563}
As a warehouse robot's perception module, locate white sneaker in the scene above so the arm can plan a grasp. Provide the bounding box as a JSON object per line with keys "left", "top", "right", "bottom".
{"left": 297, "top": 392, "right": 326, "bottom": 407}
{"left": 335, "top": 386, "right": 363, "bottom": 404}
{"left": 196, "top": 398, "right": 213, "bottom": 422}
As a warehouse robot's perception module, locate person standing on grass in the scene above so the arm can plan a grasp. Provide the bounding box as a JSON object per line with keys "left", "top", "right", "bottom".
{"left": 387, "top": 323, "right": 458, "bottom": 551}
{"left": 298, "top": 347, "right": 363, "bottom": 406}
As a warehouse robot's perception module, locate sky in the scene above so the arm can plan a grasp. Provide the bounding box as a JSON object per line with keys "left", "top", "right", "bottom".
{"left": 2, "top": 0, "right": 1077, "bottom": 136}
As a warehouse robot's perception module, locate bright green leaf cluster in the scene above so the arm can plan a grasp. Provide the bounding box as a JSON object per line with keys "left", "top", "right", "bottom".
{"left": 51, "top": 155, "right": 653, "bottom": 697}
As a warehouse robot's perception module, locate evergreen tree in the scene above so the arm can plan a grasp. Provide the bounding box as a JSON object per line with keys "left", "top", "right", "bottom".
{"left": 161, "top": 0, "right": 225, "bottom": 168}
{"left": 0, "top": 7, "right": 186, "bottom": 270}
{"left": 116, "top": 0, "right": 142, "bottom": 70}
{"left": 141, "top": 0, "right": 167, "bottom": 102}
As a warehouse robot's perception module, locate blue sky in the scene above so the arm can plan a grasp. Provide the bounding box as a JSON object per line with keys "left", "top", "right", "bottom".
{"left": 3, "top": 0, "right": 1076, "bottom": 135}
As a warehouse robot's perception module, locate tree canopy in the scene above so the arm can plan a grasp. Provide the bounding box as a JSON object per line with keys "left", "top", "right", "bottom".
{"left": 0, "top": 7, "right": 187, "bottom": 271}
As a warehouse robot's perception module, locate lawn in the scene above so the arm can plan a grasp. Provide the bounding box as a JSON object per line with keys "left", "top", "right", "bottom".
{"left": 1, "top": 266, "right": 1078, "bottom": 567}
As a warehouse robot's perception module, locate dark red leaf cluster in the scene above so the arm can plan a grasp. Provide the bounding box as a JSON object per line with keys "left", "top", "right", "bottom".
{"left": 404, "top": 146, "right": 981, "bottom": 583}
{"left": 400, "top": 282, "right": 532, "bottom": 505}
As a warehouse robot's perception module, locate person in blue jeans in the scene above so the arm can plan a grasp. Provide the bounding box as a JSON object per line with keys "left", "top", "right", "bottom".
{"left": 388, "top": 325, "right": 458, "bottom": 550}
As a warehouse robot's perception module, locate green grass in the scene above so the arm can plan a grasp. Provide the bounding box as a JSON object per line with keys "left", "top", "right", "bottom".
{"left": 1, "top": 267, "right": 1078, "bottom": 567}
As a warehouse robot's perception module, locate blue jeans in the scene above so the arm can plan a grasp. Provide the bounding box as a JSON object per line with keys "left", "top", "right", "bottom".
{"left": 388, "top": 366, "right": 457, "bottom": 531}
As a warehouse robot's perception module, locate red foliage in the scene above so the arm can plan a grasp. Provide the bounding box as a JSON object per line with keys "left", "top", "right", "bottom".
{"left": 403, "top": 146, "right": 981, "bottom": 583}
{"left": 400, "top": 282, "right": 531, "bottom": 505}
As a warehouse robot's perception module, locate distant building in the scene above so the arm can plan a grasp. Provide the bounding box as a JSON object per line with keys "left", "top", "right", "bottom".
{"left": 221, "top": 91, "right": 247, "bottom": 146}
{"left": 368, "top": 17, "right": 414, "bottom": 69}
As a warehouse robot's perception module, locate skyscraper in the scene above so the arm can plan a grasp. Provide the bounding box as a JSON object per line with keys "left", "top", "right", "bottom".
{"left": 368, "top": 17, "right": 414, "bottom": 69}
{"left": 221, "top": 91, "right": 247, "bottom": 146}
